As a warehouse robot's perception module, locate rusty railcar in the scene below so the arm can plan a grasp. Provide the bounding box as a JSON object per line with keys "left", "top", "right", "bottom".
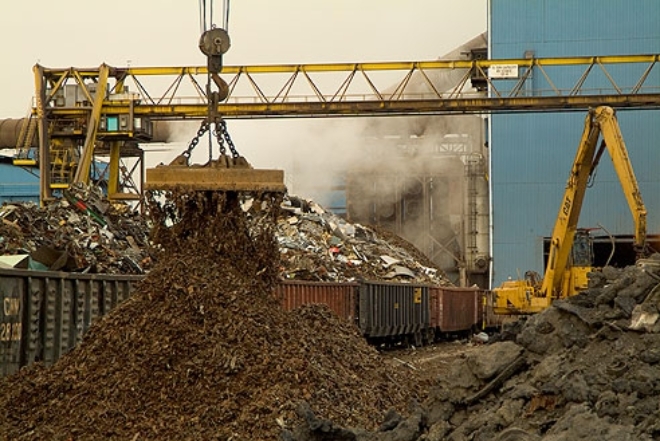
{"left": 0, "top": 268, "right": 141, "bottom": 376}
{"left": 275, "top": 280, "right": 359, "bottom": 325}
{"left": 429, "top": 286, "right": 484, "bottom": 338}
{"left": 2, "top": 271, "right": 496, "bottom": 375}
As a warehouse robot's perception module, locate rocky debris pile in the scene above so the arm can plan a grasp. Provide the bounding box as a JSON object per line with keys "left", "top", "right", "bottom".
{"left": 278, "top": 195, "right": 450, "bottom": 284}
{"left": 0, "top": 189, "right": 424, "bottom": 441}
{"left": 284, "top": 256, "right": 660, "bottom": 441}
{"left": 0, "top": 184, "right": 152, "bottom": 274}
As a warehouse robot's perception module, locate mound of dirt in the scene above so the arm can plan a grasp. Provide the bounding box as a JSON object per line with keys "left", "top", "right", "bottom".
{"left": 0, "top": 190, "right": 422, "bottom": 440}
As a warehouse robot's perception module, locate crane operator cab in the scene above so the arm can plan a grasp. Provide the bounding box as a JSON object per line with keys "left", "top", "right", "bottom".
{"left": 561, "top": 228, "right": 594, "bottom": 297}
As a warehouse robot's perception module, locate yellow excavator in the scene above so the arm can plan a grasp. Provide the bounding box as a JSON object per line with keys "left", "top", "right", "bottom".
{"left": 493, "top": 106, "right": 647, "bottom": 315}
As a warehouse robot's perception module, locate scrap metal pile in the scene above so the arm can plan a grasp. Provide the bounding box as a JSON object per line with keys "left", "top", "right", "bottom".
{"left": 0, "top": 189, "right": 426, "bottom": 440}
{"left": 278, "top": 195, "right": 450, "bottom": 284}
{"left": 0, "top": 187, "right": 449, "bottom": 285}
{"left": 4, "top": 190, "right": 660, "bottom": 440}
{"left": 0, "top": 184, "right": 153, "bottom": 274}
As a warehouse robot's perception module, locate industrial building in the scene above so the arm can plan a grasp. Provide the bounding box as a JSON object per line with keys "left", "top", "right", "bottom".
{"left": 0, "top": 155, "right": 38, "bottom": 205}
{"left": 340, "top": 34, "right": 490, "bottom": 288}
{"left": 489, "top": 0, "right": 660, "bottom": 286}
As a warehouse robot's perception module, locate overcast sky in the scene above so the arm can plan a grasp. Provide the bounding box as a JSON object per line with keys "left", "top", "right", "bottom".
{"left": 0, "top": 0, "right": 487, "bottom": 185}
{"left": 0, "top": 0, "right": 487, "bottom": 118}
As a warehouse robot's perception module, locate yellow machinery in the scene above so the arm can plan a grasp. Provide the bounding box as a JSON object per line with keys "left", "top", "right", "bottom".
{"left": 493, "top": 106, "right": 647, "bottom": 315}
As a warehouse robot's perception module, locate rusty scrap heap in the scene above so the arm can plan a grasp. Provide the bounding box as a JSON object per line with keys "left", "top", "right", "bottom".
{"left": 0, "top": 189, "right": 448, "bottom": 284}
{"left": 0, "top": 184, "right": 153, "bottom": 274}
{"left": 287, "top": 257, "right": 660, "bottom": 440}
{"left": 0, "top": 189, "right": 424, "bottom": 440}
{"left": 278, "top": 195, "right": 450, "bottom": 284}
{"left": 5, "top": 191, "right": 660, "bottom": 440}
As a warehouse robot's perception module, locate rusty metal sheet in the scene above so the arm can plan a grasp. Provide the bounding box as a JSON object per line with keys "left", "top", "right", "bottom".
{"left": 145, "top": 166, "right": 286, "bottom": 192}
{"left": 276, "top": 281, "right": 359, "bottom": 324}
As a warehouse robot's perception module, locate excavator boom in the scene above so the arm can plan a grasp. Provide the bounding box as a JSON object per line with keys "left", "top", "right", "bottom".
{"left": 594, "top": 106, "right": 647, "bottom": 252}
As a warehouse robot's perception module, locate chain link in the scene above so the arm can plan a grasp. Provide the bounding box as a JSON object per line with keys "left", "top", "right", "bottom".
{"left": 218, "top": 119, "right": 240, "bottom": 158}
{"left": 182, "top": 121, "right": 210, "bottom": 162}
{"left": 179, "top": 112, "right": 240, "bottom": 163}
{"left": 213, "top": 123, "right": 227, "bottom": 156}
{"left": 181, "top": 118, "right": 241, "bottom": 162}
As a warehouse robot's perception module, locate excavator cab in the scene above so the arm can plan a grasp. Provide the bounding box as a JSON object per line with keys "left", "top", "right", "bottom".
{"left": 559, "top": 229, "right": 594, "bottom": 299}
{"left": 493, "top": 229, "right": 595, "bottom": 315}
{"left": 570, "top": 229, "right": 594, "bottom": 268}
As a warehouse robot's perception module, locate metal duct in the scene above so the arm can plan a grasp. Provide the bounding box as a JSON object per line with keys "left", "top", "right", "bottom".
{"left": 0, "top": 118, "right": 172, "bottom": 148}
{"left": 0, "top": 119, "right": 23, "bottom": 149}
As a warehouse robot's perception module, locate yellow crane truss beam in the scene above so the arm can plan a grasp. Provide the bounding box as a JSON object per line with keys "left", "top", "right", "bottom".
{"left": 29, "top": 54, "right": 660, "bottom": 202}
{"left": 35, "top": 54, "right": 660, "bottom": 118}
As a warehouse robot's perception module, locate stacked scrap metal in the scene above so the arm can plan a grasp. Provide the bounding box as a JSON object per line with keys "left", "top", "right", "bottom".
{"left": 278, "top": 195, "right": 450, "bottom": 284}
{"left": 0, "top": 188, "right": 447, "bottom": 284}
{"left": 0, "top": 184, "right": 153, "bottom": 274}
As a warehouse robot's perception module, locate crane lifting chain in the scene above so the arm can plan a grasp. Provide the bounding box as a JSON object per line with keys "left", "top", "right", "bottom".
{"left": 180, "top": 115, "right": 240, "bottom": 165}
{"left": 144, "top": 1, "right": 285, "bottom": 195}
{"left": 172, "top": 25, "right": 244, "bottom": 167}
{"left": 215, "top": 119, "right": 239, "bottom": 158}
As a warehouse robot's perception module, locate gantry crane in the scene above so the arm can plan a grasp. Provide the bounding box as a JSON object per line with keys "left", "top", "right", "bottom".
{"left": 14, "top": 50, "right": 660, "bottom": 202}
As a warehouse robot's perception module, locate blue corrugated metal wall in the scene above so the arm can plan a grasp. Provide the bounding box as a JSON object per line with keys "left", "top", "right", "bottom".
{"left": 490, "top": 0, "right": 660, "bottom": 285}
{"left": 0, "top": 163, "right": 39, "bottom": 204}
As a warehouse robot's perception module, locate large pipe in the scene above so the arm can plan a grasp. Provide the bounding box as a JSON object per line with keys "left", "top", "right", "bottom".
{"left": 0, "top": 119, "right": 24, "bottom": 149}
{"left": 0, "top": 118, "right": 172, "bottom": 149}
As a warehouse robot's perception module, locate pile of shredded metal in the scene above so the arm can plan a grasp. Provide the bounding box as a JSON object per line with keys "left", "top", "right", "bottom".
{"left": 0, "top": 186, "right": 447, "bottom": 284}
{"left": 0, "top": 189, "right": 423, "bottom": 441}
{"left": 277, "top": 195, "right": 450, "bottom": 284}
